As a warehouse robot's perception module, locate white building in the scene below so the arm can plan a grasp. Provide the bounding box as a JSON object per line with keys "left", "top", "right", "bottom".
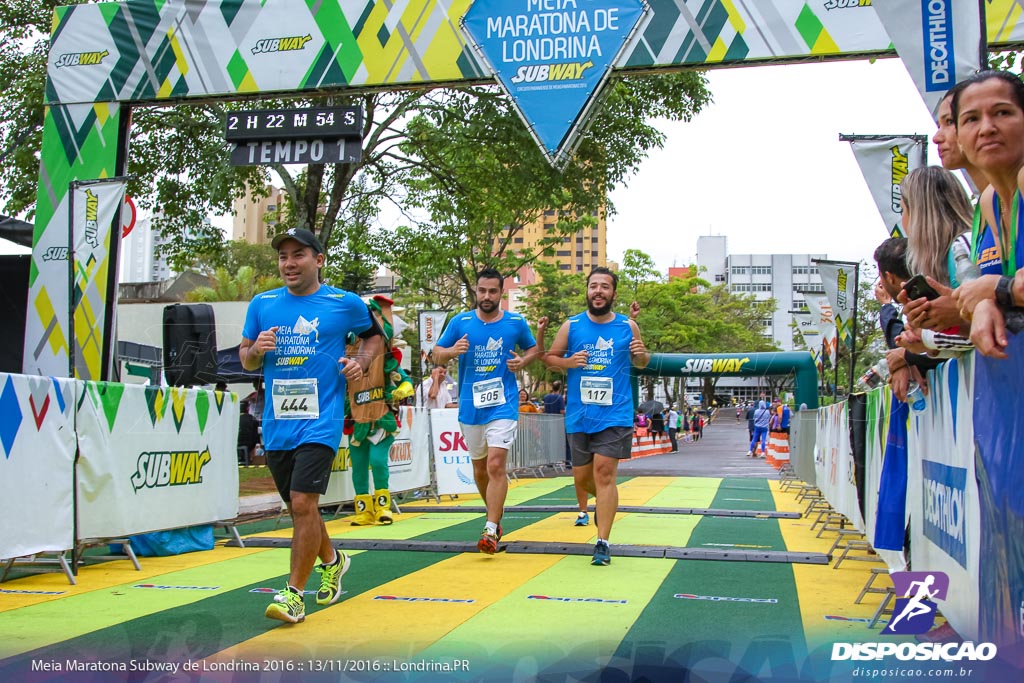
{"left": 118, "top": 215, "right": 174, "bottom": 283}
{"left": 693, "top": 236, "right": 826, "bottom": 402}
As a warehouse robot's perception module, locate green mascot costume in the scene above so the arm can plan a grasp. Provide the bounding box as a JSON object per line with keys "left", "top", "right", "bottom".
{"left": 346, "top": 295, "right": 413, "bottom": 525}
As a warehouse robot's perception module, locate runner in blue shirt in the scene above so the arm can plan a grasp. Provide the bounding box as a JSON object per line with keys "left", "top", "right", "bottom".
{"left": 240, "top": 227, "right": 382, "bottom": 624}
{"left": 542, "top": 267, "right": 649, "bottom": 566}
{"left": 433, "top": 267, "right": 542, "bottom": 554}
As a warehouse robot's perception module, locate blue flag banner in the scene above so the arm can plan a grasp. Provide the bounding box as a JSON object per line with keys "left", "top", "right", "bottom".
{"left": 973, "top": 332, "right": 1024, "bottom": 662}
{"left": 875, "top": 398, "right": 910, "bottom": 551}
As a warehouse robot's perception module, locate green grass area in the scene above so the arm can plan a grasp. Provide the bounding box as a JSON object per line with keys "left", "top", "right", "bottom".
{"left": 237, "top": 465, "right": 270, "bottom": 483}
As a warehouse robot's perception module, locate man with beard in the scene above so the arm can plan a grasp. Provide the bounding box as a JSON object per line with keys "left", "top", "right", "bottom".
{"left": 542, "top": 267, "right": 649, "bottom": 566}
{"left": 432, "top": 267, "right": 542, "bottom": 554}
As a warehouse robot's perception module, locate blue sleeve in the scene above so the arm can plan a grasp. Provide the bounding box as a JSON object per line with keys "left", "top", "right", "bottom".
{"left": 242, "top": 297, "right": 261, "bottom": 342}
{"left": 879, "top": 303, "right": 904, "bottom": 350}
{"left": 348, "top": 296, "right": 373, "bottom": 336}
{"left": 436, "top": 315, "right": 460, "bottom": 348}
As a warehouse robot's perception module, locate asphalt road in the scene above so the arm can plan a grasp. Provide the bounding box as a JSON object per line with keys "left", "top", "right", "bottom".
{"left": 620, "top": 413, "right": 779, "bottom": 478}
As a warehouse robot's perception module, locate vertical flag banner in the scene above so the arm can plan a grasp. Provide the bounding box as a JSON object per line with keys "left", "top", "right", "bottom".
{"left": 70, "top": 178, "right": 127, "bottom": 381}
{"left": 805, "top": 296, "right": 838, "bottom": 368}
{"left": 793, "top": 311, "right": 824, "bottom": 369}
{"left": 845, "top": 135, "right": 928, "bottom": 237}
{"left": 872, "top": 0, "right": 985, "bottom": 115}
{"left": 816, "top": 260, "right": 859, "bottom": 349}
{"left": 461, "top": 0, "right": 650, "bottom": 167}
{"left": 418, "top": 311, "right": 449, "bottom": 378}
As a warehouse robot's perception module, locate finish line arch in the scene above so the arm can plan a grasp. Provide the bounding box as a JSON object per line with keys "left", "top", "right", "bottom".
{"left": 28, "top": 1, "right": 1024, "bottom": 379}
{"left": 638, "top": 352, "right": 819, "bottom": 410}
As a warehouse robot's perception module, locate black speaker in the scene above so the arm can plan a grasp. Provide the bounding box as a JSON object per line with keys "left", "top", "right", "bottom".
{"left": 0, "top": 255, "right": 29, "bottom": 374}
{"left": 163, "top": 303, "right": 218, "bottom": 386}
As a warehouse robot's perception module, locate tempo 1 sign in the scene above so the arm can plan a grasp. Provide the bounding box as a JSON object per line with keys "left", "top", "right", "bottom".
{"left": 229, "top": 138, "right": 362, "bottom": 166}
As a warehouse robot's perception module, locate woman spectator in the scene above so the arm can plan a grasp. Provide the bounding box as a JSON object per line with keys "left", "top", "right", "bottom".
{"left": 518, "top": 388, "right": 539, "bottom": 413}
{"left": 949, "top": 71, "right": 1024, "bottom": 319}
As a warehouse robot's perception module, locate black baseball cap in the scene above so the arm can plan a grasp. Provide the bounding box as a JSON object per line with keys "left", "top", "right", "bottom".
{"left": 271, "top": 227, "right": 323, "bottom": 253}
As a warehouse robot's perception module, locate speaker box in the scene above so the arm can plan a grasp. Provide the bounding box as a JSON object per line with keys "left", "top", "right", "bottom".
{"left": 163, "top": 303, "right": 218, "bottom": 386}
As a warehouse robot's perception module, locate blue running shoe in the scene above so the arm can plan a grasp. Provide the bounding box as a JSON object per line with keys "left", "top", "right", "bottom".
{"left": 591, "top": 540, "right": 611, "bottom": 566}
{"left": 574, "top": 512, "right": 590, "bottom": 526}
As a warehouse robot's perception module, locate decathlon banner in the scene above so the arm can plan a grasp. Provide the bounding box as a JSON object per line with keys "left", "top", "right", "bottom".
{"left": 75, "top": 383, "right": 240, "bottom": 539}
{"left": 873, "top": 0, "right": 985, "bottom": 116}
{"left": 0, "top": 373, "right": 78, "bottom": 559}
{"left": 814, "top": 401, "right": 865, "bottom": 531}
{"left": 461, "top": 0, "right": 649, "bottom": 166}
{"left": 70, "top": 178, "right": 126, "bottom": 382}
{"left": 418, "top": 311, "right": 449, "bottom": 378}
{"left": 846, "top": 136, "right": 928, "bottom": 238}
{"left": 973, "top": 332, "right": 1024, "bottom": 659}
{"left": 906, "top": 355, "right": 980, "bottom": 640}
{"left": 816, "top": 260, "right": 859, "bottom": 349}
{"left": 804, "top": 296, "right": 838, "bottom": 368}
{"left": 321, "top": 406, "right": 432, "bottom": 505}
{"left": 430, "top": 408, "right": 478, "bottom": 496}
{"left": 863, "top": 386, "right": 909, "bottom": 573}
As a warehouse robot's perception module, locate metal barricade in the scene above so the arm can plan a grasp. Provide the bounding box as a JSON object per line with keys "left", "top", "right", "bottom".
{"left": 507, "top": 413, "right": 565, "bottom": 476}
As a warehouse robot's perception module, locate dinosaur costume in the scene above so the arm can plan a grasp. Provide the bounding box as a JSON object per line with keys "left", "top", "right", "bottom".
{"left": 345, "top": 295, "right": 413, "bottom": 525}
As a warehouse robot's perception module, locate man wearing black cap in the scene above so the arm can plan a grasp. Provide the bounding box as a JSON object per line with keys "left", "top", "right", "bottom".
{"left": 240, "top": 227, "right": 382, "bottom": 624}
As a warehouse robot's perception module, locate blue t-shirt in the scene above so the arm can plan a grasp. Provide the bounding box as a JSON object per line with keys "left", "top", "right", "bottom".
{"left": 543, "top": 392, "right": 565, "bottom": 414}
{"left": 976, "top": 192, "right": 1024, "bottom": 276}
{"left": 242, "top": 284, "right": 372, "bottom": 451}
{"left": 564, "top": 312, "right": 635, "bottom": 433}
{"left": 436, "top": 310, "right": 537, "bottom": 425}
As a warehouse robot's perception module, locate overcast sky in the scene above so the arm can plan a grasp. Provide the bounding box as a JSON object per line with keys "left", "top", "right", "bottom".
{"left": 2, "top": 57, "right": 943, "bottom": 271}
{"left": 606, "top": 57, "right": 941, "bottom": 273}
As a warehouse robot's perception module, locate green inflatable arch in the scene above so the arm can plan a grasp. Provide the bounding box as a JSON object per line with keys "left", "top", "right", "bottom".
{"left": 635, "top": 352, "right": 819, "bottom": 410}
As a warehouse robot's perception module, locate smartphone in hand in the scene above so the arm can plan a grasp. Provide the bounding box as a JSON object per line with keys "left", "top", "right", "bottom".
{"left": 902, "top": 274, "right": 940, "bottom": 301}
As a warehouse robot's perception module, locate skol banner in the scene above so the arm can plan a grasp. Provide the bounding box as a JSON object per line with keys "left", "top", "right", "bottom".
{"left": 70, "top": 178, "right": 126, "bottom": 381}
{"left": 0, "top": 373, "right": 77, "bottom": 559}
{"left": 814, "top": 401, "right": 865, "bottom": 531}
{"left": 846, "top": 136, "right": 928, "bottom": 238}
{"left": 816, "top": 260, "right": 859, "bottom": 350}
{"left": 75, "top": 383, "right": 240, "bottom": 539}
{"left": 873, "top": 0, "right": 985, "bottom": 115}
{"left": 430, "top": 408, "right": 478, "bottom": 496}
{"left": 906, "top": 355, "right": 980, "bottom": 640}
{"left": 418, "top": 311, "right": 449, "bottom": 378}
{"left": 863, "top": 386, "right": 909, "bottom": 573}
{"left": 805, "top": 295, "right": 838, "bottom": 368}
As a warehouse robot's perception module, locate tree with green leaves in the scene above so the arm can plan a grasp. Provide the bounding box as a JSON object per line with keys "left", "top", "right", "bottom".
{"left": 1, "top": 2, "right": 711, "bottom": 300}
{"left": 185, "top": 265, "right": 282, "bottom": 303}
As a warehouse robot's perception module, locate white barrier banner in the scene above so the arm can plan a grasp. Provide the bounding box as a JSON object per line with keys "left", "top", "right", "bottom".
{"left": 805, "top": 296, "right": 838, "bottom": 368}
{"left": 321, "top": 406, "right": 432, "bottom": 506}
{"left": 0, "top": 373, "right": 77, "bottom": 558}
{"left": 814, "top": 401, "right": 865, "bottom": 531}
{"left": 76, "top": 384, "right": 240, "bottom": 538}
{"left": 431, "top": 408, "right": 477, "bottom": 496}
{"left": 907, "top": 355, "right": 980, "bottom": 639}
{"left": 863, "top": 386, "right": 908, "bottom": 573}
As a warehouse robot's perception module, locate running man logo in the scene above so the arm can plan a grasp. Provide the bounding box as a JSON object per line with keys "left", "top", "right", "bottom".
{"left": 130, "top": 448, "right": 212, "bottom": 492}
{"left": 55, "top": 50, "right": 109, "bottom": 68}
{"left": 251, "top": 34, "right": 312, "bottom": 55}
{"left": 293, "top": 315, "right": 320, "bottom": 342}
{"left": 486, "top": 337, "right": 503, "bottom": 352}
{"left": 84, "top": 189, "right": 99, "bottom": 248}
{"left": 823, "top": 0, "right": 871, "bottom": 9}
{"left": 595, "top": 336, "right": 614, "bottom": 352}
{"left": 883, "top": 571, "right": 950, "bottom": 635}
{"left": 510, "top": 60, "right": 595, "bottom": 84}
{"left": 681, "top": 357, "right": 751, "bottom": 374}
{"left": 890, "top": 145, "right": 910, "bottom": 214}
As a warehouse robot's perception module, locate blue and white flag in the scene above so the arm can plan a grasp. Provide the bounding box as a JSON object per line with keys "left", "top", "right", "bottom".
{"left": 872, "top": 0, "right": 985, "bottom": 115}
